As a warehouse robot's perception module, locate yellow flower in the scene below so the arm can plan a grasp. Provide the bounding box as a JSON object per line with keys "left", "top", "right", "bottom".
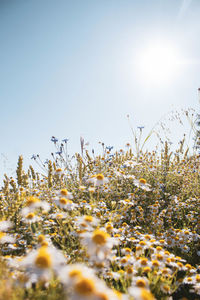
{"left": 26, "top": 196, "right": 40, "bottom": 207}
{"left": 26, "top": 212, "right": 35, "bottom": 220}
{"left": 136, "top": 279, "right": 147, "bottom": 288}
{"left": 74, "top": 277, "right": 95, "bottom": 296}
{"left": 139, "top": 178, "right": 147, "bottom": 185}
{"left": 84, "top": 215, "right": 93, "bottom": 223}
{"left": 92, "top": 230, "right": 109, "bottom": 245}
{"left": 0, "top": 232, "right": 6, "bottom": 239}
{"left": 96, "top": 174, "right": 104, "bottom": 180}
{"left": 38, "top": 235, "right": 45, "bottom": 244}
{"left": 60, "top": 189, "right": 68, "bottom": 196}
{"left": 35, "top": 247, "right": 52, "bottom": 269}
{"left": 140, "top": 288, "right": 155, "bottom": 300}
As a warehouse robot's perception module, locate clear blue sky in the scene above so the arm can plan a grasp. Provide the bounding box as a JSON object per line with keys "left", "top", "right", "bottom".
{"left": 0, "top": 0, "right": 200, "bottom": 180}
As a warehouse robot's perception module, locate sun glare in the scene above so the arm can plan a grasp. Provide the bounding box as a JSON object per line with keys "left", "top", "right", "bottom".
{"left": 137, "top": 41, "right": 182, "bottom": 85}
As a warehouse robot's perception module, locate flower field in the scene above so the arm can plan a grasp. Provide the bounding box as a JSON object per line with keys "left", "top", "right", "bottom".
{"left": 0, "top": 138, "right": 199, "bottom": 300}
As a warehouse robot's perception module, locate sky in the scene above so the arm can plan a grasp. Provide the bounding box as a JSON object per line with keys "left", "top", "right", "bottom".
{"left": 0, "top": 0, "right": 200, "bottom": 182}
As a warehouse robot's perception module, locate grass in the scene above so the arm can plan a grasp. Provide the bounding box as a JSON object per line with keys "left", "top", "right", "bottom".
{"left": 0, "top": 111, "right": 199, "bottom": 300}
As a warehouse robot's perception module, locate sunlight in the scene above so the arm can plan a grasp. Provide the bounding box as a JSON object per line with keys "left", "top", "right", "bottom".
{"left": 137, "top": 41, "right": 182, "bottom": 85}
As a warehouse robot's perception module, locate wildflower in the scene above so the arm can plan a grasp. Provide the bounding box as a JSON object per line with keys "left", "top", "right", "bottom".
{"left": 50, "top": 212, "right": 68, "bottom": 219}
{"left": 160, "top": 284, "right": 171, "bottom": 294}
{"left": 87, "top": 174, "right": 109, "bottom": 186}
{"left": 55, "top": 189, "right": 73, "bottom": 199}
{"left": 136, "top": 258, "right": 151, "bottom": 269}
{"left": 54, "top": 168, "right": 64, "bottom": 176}
{"left": 59, "top": 264, "right": 96, "bottom": 287}
{"left": 20, "top": 245, "right": 66, "bottom": 283}
{"left": 62, "top": 138, "right": 69, "bottom": 143}
{"left": 0, "top": 232, "right": 15, "bottom": 244}
{"left": 88, "top": 186, "right": 96, "bottom": 193}
{"left": 132, "top": 277, "right": 149, "bottom": 289}
{"left": 55, "top": 198, "right": 77, "bottom": 210}
{"left": 133, "top": 178, "right": 151, "bottom": 191}
{"left": 75, "top": 215, "right": 99, "bottom": 231}
{"left": 51, "top": 136, "right": 58, "bottom": 143}
{"left": 21, "top": 212, "right": 41, "bottom": 224}
{"left": 21, "top": 196, "right": 50, "bottom": 215}
{"left": 128, "top": 287, "right": 155, "bottom": 300}
{"left": 80, "top": 229, "right": 118, "bottom": 260}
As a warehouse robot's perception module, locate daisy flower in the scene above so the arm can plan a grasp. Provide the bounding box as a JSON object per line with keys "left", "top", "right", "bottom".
{"left": 50, "top": 212, "right": 68, "bottom": 220}
{"left": 54, "top": 197, "right": 77, "bottom": 210}
{"left": 60, "top": 265, "right": 123, "bottom": 300}
{"left": 19, "top": 245, "right": 66, "bottom": 283}
{"left": 74, "top": 215, "right": 99, "bottom": 231}
{"left": 87, "top": 174, "right": 109, "bottom": 186}
{"left": 21, "top": 211, "right": 41, "bottom": 224}
{"left": 21, "top": 196, "right": 50, "bottom": 215}
{"left": 55, "top": 189, "right": 73, "bottom": 199}
{"left": 59, "top": 264, "right": 96, "bottom": 287}
{"left": 128, "top": 287, "right": 155, "bottom": 300}
{"left": 0, "top": 232, "right": 15, "bottom": 244}
{"left": 133, "top": 178, "right": 151, "bottom": 191}
{"left": 80, "top": 229, "right": 118, "bottom": 260}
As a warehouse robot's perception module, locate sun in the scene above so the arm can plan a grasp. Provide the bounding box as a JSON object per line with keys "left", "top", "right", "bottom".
{"left": 137, "top": 41, "right": 182, "bottom": 85}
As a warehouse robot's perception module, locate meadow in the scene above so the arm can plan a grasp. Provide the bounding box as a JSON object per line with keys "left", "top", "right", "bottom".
{"left": 0, "top": 114, "right": 199, "bottom": 300}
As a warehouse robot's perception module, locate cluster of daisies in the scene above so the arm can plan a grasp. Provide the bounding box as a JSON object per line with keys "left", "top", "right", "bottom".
{"left": 0, "top": 145, "right": 199, "bottom": 299}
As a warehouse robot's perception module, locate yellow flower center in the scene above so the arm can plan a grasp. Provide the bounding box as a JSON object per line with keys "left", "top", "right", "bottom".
{"left": 187, "top": 277, "right": 193, "bottom": 282}
{"left": 185, "top": 264, "right": 192, "bottom": 270}
{"left": 196, "top": 275, "right": 200, "bottom": 282}
{"left": 96, "top": 174, "right": 104, "bottom": 180}
{"left": 0, "top": 232, "right": 6, "bottom": 239}
{"left": 35, "top": 247, "right": 52, "bottom": 269}
{"left": 59, "top": 198, "right": 72, "bottom": 205}
{"left": 94, "top": 292, "right": 109, "bottom": 300}
{"left": 156, "top": 254, "right": 164, "bottom": 261}
{"left": 140, "top": 289, "right": 155, "bottom": 300}
{"left": 177, "top": 262, "right": 183, "bottom": 268}
{"left": 74, "top": 277, "right": 95, "bottom": 295}
{"left": 84, "top": 216, "right": 93, "bottom": 223}
{"left": 26, "top": 196, "right": 40, "bottom": 206}
{"left": 140, "top": 258, "right": 148, "bottom": 266}
{"left": 121, "top": 257, "right": 128, "bottom": 264}
{"left": 69, "top": 269, "right": 82, "bottom": 278}
{"left": 139, "top": 178, "right": 147, "bottom": 185}
{"left": 126, "top": 266, "right": 134, "bottom": 274}
{"left": 56, "top": 214, "right": 63, "bottom": 218}
{"left": 125, "top": 247, "right": 131, "bottom": 253}
{"left": 152, "top": 260, "right": 159, "bottom": 267}
{"left": 156, "top": 246, "right": 163, "bottom": 251}
{"left": 92, "top": 230, "right": 109, "bottom": 245}
{"left": 41, "top": 241, "right": 49, "bottom": 247}
{"left": 26, "top": 213, "right": 35, "bottom": 220}
{"left": 106, "top": 224, "right": 113, "bottom": 232}
{"left": 163, "top": 285, "right": 170, "bottom": 292}
{"left": 56, "top": 168, "right": 62, "bottom": 172}
{"left": 162, "top": 268, "right": 169, "bottom": 275}
{"left": 136, "top": 279, "right": 146, "bottom": 288}
{"left": 60, "top": 189, "right": 68, "bottom": 196}
{"left": 38, "top": 235, "right": 45, "bottom": 243}
{"left": 143, "top": 267, "right": 151, "bottom": 273}
{"left": 139, "top": 241, "right": 146, "bottom": 246}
